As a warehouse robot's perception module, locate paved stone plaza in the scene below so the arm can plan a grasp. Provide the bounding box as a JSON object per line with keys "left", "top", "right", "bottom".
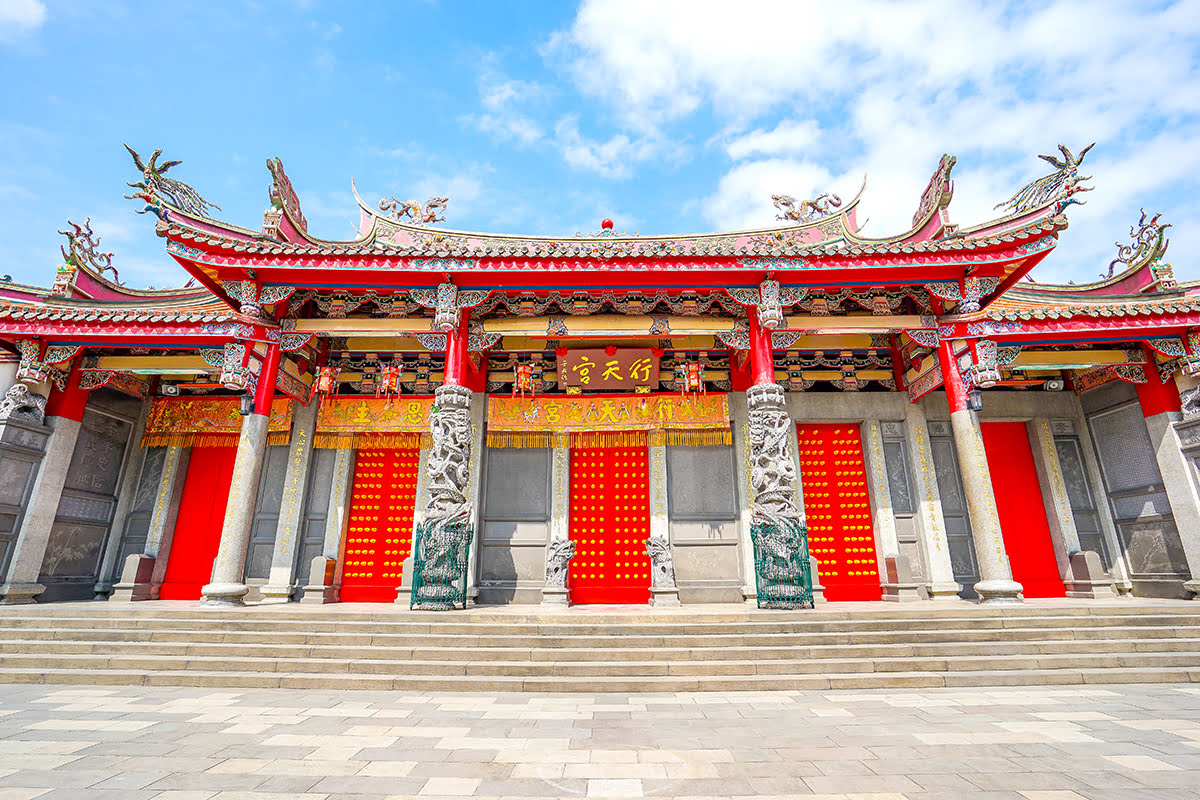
{"left": 1, "top": 685, "right": 1200, "bottom": 799}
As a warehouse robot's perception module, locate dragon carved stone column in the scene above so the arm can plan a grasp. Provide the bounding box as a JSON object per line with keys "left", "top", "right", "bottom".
{"left": 745, "top": 308, "right": 812, "bottom": 608}
{"left": 409, "top": 315, "right": 476, "bottom": 610}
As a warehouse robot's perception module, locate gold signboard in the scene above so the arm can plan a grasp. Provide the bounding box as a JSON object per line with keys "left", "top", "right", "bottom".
{"left": 558, "top": 348, "right": 659, "bottom": 391}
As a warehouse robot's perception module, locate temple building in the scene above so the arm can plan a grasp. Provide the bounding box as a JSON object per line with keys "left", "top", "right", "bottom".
{"left": 0, "top": 144, "right": 1197, "bottom": 609}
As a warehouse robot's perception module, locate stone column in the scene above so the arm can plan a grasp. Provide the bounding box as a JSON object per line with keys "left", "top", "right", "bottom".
{"left": 744, "top": 308, "right": 808, "bottom": 607}
{"left": 261, "top": 398, "right": 319, "bottom": 603}
{"left": 94, "top": 400, "right": 152, "bottom": 597}
{"left": 937, "top": 339, "right": 1022, "bottom": 603}
{"left": 141, "top": 445, "right": 190, "bottom": 598}
{"left": 464, "top": 391, "right": 486, "bottom": 606}
{"left": 410, "top": 310, "right": 476, "bottom": 610}
{"left": 904, "top": 404, "right": 961, "bottom": 599}
{"left": 1135, "top": 364, "right": 1200, "bottom": 596}
{"left": 315, "top": 446, "right": 355, "bottom": 602}
{"left": 1029, "top": 417, "right": 1081, "bottom": 573}
{"left": 541, "top": 444, "right": 573, "bottom": 606}
{"left": 863, "top": 419, "right": 919, "bottom": 601}
{"left": 0, "top": 366, "right": 87, "bottom": 604}
{"left": 646, "top": 442, "right": 680, "bottom": 606}
{"left": 200, "top": 342, "right": 281, "bottom": 605}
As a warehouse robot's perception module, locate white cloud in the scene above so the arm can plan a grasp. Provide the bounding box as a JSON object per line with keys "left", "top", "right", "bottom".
{"left": 551, "top": 0, "right": 1200, "bottom": 280}
{"left": 0, "top": 0, "right": 45, "bottom": 39}
{"left": 463, "top": 67, "right": 546, "bottom": 146}
{"left": 553, "top": 117, "right": 667, "bottom": 179}
{"left": 724, "top": 120, "right": 820, "bottom": 161}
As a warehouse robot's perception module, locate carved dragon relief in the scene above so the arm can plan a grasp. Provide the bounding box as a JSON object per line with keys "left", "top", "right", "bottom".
{"left": 411, "top": 384, "right": 474, "bottom": 610}
{"left": 379, "top": 196, "right": 448, "bottom": 225}
{"left": 772, "top": 192, "right": 842, "bottom": 223}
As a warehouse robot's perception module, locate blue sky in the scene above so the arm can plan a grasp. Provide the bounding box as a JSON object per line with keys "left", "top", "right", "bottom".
{"left": 1, "top": 0, "right": 1198, "bottom": 290}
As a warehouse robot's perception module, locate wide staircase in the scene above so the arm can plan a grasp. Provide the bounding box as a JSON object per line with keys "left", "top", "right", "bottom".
{"left": 1, "top": 602, "right": 1199, "bottom": 692}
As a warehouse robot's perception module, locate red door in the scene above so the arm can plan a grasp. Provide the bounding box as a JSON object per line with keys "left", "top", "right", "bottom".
{"left": 795, "top": 424, "right": 882, "bottom": 601}
{"left": 981, "top": 422, "right": 1066, "bottom": 598}
{"left": 159, "top": 446, "right": 237, "bottom": 600}
{"left": 568, "top": 445, "right": 651, "bottom": 604}
{"left": 339, "top": 447, "right": 421, "bottom": 603}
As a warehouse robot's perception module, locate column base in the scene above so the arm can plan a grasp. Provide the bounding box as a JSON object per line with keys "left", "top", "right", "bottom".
{"left": 540, "top": 586, "right": 570, "bottom": 606}
{"left": 300, "top": 585, "right": 338, "bottom": 604}
{"left": 1064, "top": 551, "right": 1117, "bottom": 599}
{"left": 927, "top": 582, "right": 965, "bottom": 601}
{"left": 200, "top": 582, "right": 249, "bottom": 606}
{"left": 649, "top": 587, "right": 681, "bottom": 607}
{"left": 108, "top": 554, "right": 155, "bottom": 602}
{"left": 809, "top": 555, "right": 826, "bottom": 605}
{"left": 0, "top": 582, "right": 44, "bottom": 605}
{"left": 258, "top": 585, "right": 295, "bottom": 604}
{"left": 974, "top": 579, "right": 1024, "bottom": 604}
{"left": 881, "top": 583, "right": 922, "bottom": 602}
{"left": 1184, "top": 579, "right": 1200, "bottom": 599}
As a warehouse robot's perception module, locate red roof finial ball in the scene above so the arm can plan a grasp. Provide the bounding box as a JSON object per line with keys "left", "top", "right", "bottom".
{"left": 601, "top": 218, "right": 614, "bottom": 230}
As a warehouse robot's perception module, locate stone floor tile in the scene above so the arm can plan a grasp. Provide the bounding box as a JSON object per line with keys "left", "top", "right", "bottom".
{"left": 418, "top": 777, "right": 481, "bottom": 796}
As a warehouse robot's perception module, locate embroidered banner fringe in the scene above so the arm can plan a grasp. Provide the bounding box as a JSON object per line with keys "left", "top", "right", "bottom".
{"left": 486, "top": 427, "right": 731, "bottom": 449}
{"left": 141, "top": 431, "right": 293, "bottom": 449}
{"left": 314, "top": 432, "right": 428, "bottom": 450}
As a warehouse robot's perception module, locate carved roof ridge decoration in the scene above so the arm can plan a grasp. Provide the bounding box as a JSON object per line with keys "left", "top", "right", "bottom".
{"left": 159, "top": 211, "right": 1063, "bottom": 265}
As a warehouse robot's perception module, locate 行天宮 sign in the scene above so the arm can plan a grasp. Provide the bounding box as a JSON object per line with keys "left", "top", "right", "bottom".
{"left": 558, "top": 348, "right": 659, "bottom": 390}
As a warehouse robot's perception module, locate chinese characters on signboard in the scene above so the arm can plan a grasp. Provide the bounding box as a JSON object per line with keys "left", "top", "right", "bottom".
{"left": 558, "top": 349, "right": 660, "bottom": 391}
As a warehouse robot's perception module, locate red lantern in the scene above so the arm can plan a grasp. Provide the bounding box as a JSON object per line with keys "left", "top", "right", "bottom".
{"left": 377, "top": 363, "right": 401, "bottom": 398}
{"left": 514, "top": 361, "right": 534, "bottom": 397}
{"left": 316, "top": 365, "right": 340, "bottom": 396}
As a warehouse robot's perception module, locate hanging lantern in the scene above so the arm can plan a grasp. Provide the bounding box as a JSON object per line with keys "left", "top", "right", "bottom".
{"left": 377, "top": 362, "right": 401, "bottom": 398}
{"left": 315, "top": 365, "right": 340, "bottom": 396}
{"left": 514, "top": 361, "right": 535, "bottom": 397}
{"left": 675, "top": 358, "right": 705, "bottom": 398}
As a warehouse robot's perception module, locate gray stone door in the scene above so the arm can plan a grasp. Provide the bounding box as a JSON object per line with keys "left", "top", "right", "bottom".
{"left": 1053, "top": 433, "right": 1111, "bottom": 570}
{"left": 479, "top": 447, "right": 551, "bottom": 604}
{"left": 0, "top": 422, "right": 47, "bottom": 582}
{"left": 243, "top": 445, "right": 290, "bottom": 584}
{"left": 880, "top": 424, "right": 928, "bottom": 589}
{"left": 39, "top": 408, "right": 134, "bottom": 602}
{"left": 1087, "top": 400, "right": 1190, "bottom": 596}
{"left": 928, "top": 422, "right": 980, "bottom": 598}
{"left": 293, "top": 448, "right": 336, "bottom": 579}
{"left": 104, "top": 446, "right": 167, "bottom": 586}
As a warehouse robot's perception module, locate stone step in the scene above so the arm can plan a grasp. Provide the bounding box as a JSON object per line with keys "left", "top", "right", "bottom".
{"left": 4, "top": 611, "right": 1199, "bottom": 635}
{"left": 0, "top": 665, "right": 1197, "bottom": 693}
{"left": 5, "top": 636, "right": 1200, "bottom": 662}
{"left": 2, "top": 649, "right": 1195, "bottom": 679}
{"left": 0, "top": 624, "right": 1192, "bottom": 649}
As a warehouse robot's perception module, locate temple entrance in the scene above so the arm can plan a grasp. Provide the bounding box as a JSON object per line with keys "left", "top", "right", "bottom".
{"left": 159, "top": 446, "right": 237, "bottom": 600}
{"left": 339, "top": 447, "right": 421, "bottom": 603}
{"left": 981, "top": 422, "right": 1066, "bottom": 598}
{"left": 796, "top": 424, "right": 882, "bottom": 601}
{"left": 568, "top": 444, "right": 651, "bottom": 604}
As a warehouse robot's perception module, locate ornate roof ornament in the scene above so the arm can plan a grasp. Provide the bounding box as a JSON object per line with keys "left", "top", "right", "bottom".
{"left": 59, "top": 218, "right": 120, "bottom": 284}
{"left": 1104, "top": 209, "right": 1171, "bottom": 279}
{"left": 772, "top": 192, "right": 842, "bottom": 223}
{"left": 123, "top": 144, "right": 221, "bottom": 219}
{"left": 266, "top": 157, "right": 307, "bottom": 233}
{"left": 379, "top": 195, "right": 447, "bottom": 225}
{"left": 912, "top": 154, "right": 956, "bottom": 228}
{"left": 995, "top": 142, "right": 1095, "bottom": 215}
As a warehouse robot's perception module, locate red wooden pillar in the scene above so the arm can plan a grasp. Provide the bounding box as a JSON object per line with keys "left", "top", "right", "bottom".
{"left": 44, "top": 361, "right": 88, "bottom": 423}
{"left": 1135, "top": 344, "right": 1181, "bottom": 417}
{"left": 747, "top": 307, "right": 775, "bottom": 386}
{"left": 938, "top": 339, "right": 968, "bottom": 413}
{"left": 443, "top": 313, "right": 469, "bottom": 387}
{"left": 253, "top": 342, "right": 282, "bottom": 415}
